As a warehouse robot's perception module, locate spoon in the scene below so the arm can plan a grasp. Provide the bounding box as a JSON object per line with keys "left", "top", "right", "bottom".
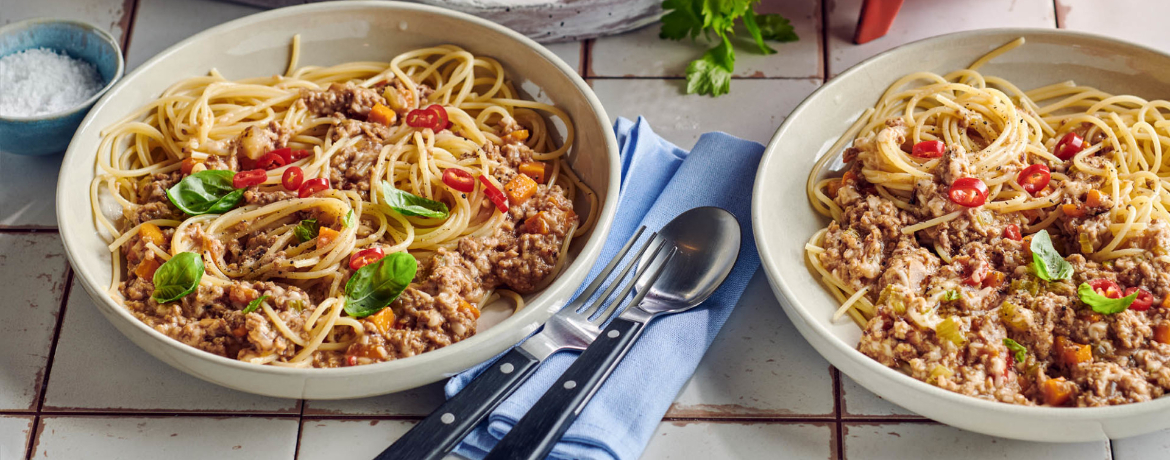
{"left": 482, "top": 206, "right": 741, "bottom": 460}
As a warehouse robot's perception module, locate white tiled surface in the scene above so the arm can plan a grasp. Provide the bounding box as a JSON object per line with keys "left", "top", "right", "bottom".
{"left": 5, "top": 0, "right": 1170, "bottom": 458}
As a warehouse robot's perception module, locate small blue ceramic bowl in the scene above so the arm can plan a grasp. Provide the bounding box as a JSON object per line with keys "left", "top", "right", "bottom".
{"left": 0, "top": 19, "right": 124, "bottom": 156}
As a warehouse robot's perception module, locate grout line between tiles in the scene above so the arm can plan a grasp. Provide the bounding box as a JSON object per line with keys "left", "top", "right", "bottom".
{"left": 34, "top": 268, "right": 74, "bottom": 413}
{"left": 0, "top": 228, "right": 59, "bottom": 234}
{"left": 120, "top": 0, "right": 142, "bottom": 57}
{"left": 580, "top": 39, "right": 592, "bottom": 78}
{"left": 23, "top": 414, "right": 39, "bottom": 460}
{"left": 33, "top": 411, "right": 303, "bottom": 419}
{"left": 293, "top": 400, "right": 306, "bottom": 460}
{"left": 820, "top": 0, "right": 829, "bottom": 82}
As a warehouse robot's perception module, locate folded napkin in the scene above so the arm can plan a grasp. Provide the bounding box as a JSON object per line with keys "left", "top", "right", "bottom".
{"left": 444, "top": 117, "right": 763, "bottom": 460}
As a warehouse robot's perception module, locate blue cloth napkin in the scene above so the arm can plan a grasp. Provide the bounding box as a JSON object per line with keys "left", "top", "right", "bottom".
{"left": 444, "top": 117, "right": 763, "bottom": 460}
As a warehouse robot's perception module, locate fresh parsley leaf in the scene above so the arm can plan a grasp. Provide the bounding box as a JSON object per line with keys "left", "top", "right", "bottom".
{"left": 1078, "top": 282, "right": 1137, "bottom": 314}
{"left": 686, "top": 36, "right": 735, "bottom": 97}
{"left": 1030, "top": 230, "right": 1072, "bottom": 281}
{"left": 294, "top": 219, "right": 319, "bottom": 243}
{"left": 243, "top": 295, "right": 269, "bottom": 314}
{"left": 1003, "top": 338, "right": 1027, "bottom": 363}
{"left": 342, "top": 210, "right": 356, "bottom": 229}
{"left": 742, "top": 10, "right": 776, "bottom": 55}
{"left": 942, "top": 290, "right": 961, "bottom": 301}
{"left": 660, "top": 0, "right": 705, "bottom": 40}
{"left": 755, "top": 13, "right": 798, "bottom": 42}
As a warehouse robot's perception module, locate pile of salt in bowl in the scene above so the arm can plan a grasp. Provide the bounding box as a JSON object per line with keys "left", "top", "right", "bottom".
{"left": 0, "top": 47, "right": 104, "bottom": 117}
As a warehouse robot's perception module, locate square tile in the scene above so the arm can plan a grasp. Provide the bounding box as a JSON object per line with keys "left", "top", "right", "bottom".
{"left": 590, "top": 78, "right": 820, "bottom": 149}
{"left": 125, "top": 0, "right": 263, "bottom": 69}
{"left": 42, "top": 278, "right": 299, "bottom": 413}
{"left": 303, "top": 382, "right": 446, "bottom": 417}
{"left": 31, "top": 416, "right": 299, "bottom": 460}
{"left": 643, "top": 421, "right": 834, "bottom": 459}
{"left": 839, "top": 375, "right": 921, "bottom": 418}
{"left": 668, "top": 269, "right": 834, "bottom": 418}
{"left": 297, "top": 419, "right": 457, "bottom": 460}
{"left": 0, "top": 415, "right": 35, "bottom": 460}
{"left": 542, "top": 41, "right": 583, "bottom": 76}
{"left": 590, "top": 0, "right": 821, "bottom": 79}
{"left": 1113, "top": 428, "right": 1170, "bottom": 460}
{"left": 842, "top": 422, "right": 1110, "bottom": 460}
{"left": 0, "top": 153, "right": 67, "bottom": 228}
{"left": 1057, "top": 0, "right": 1170, "bottom": 51}
{"left": 826, "top": 0, "right": 1056, "bottom": 76}
{"left": 3, "top": 0, "right": 131, "bottom": 43}
{"left": 0, "top": 233, "right": 69, "bottom": 411}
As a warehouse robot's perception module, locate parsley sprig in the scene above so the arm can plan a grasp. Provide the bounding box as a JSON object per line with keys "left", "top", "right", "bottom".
{"left": 660, "top": 0, "right": 799, "bottom": 96}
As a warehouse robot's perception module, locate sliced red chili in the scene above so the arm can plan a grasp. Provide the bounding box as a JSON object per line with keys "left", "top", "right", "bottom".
{"left": 1003, "top": 224, "right": 1022, "bottom": 241}
{"left": 349, "top": 247, "right": 385, "bottom": 270}
{"left": 1017, "top": 164, "right": 1051, "bottom": 196}
{"left": 442, "top": 168, "right": 476, "bottom": 194}
{"left": 477, "top": 175, "right": 509, "bottom": 213}
{"left": 255, "top": 151, "right": 289, "bottom": 170}
{"left": 1054, "top": 132, "right": 1084, "bottom": 160}
{"left": 282, "top": 166, "right": 304, "bottom": 191}
{"left": 426, "top": 104, "right": 448, "bottom": 130}
{"left": 289, "top": 149, "right": 312, "bottom": 160}
{"left": 405, "top": 105, "right": 448, "bottom": 131}
{"left": 1088, "top": 278, "right": 1123, "bottom": 299}
{"left": 1124, "top": 287, "right": 1153, "bottom": 311}
{"left": 911, "top": 140, "right": 945, "bottom": 158}
{"left": 232, "top": 169, "right": 267, "bottom": 188}
{"left": 298, "top": 178, "right": 330, "bottom": 198}
{"left": 948, "top": 177, "right": 989, "bottom": 207}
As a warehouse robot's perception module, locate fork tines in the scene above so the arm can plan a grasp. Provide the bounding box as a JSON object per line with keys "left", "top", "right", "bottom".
{"left": 570, "top": 227, "right": 678, "bottom": 325}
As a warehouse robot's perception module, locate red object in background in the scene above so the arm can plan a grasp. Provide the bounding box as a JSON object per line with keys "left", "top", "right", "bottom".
{"left": 854, "top": 0, "right": 905, "bottom": 44}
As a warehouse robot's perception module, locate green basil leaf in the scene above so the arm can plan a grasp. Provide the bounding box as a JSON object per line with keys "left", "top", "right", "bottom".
{"left": 1003, "top": 338, "right": 1027, "bottom": 363}
{"left": 1030, "top": 230, "right": 1073, "bottom": 281}
{"left": 165, "top": 170, "right": 246, "bottom": 216}
{"left": 943, "top": 290, "right": 961, "bottom": 301}
{"left": 294, "top": 219, "right": 319, "bottom": 243}
{"left": 342, "top": 210, "right": 356, "bottom": 229}
{"left": 152, "top": 252, "right": 204, "bottom": 303}
{"left": 1078, "top": 283, "right": 1137, "bottom": 314}
{"left": 243, "top": 295, "right": 269, "bottom": 314}
{"left": 380, "top": 182, "right": 449, "bottom": 219}
{"left": 344, "top": 251, "right": 418, "bottom": 318}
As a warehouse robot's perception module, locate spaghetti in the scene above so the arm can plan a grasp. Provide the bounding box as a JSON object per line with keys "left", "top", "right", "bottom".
{"left": 92, "top": 37, "right": 596, "bottom": 368}
{"left": 805, "top": 38, "right": 1170, "bottom": 406}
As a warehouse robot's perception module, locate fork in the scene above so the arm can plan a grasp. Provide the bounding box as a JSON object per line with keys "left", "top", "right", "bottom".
{"left": 375, "top": 226, "right": 674, "bottom": 460}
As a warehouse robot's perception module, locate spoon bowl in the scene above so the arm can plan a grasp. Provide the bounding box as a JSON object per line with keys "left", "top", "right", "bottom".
{"left": 637, "top": 206, "right": 741, "bottom": 314}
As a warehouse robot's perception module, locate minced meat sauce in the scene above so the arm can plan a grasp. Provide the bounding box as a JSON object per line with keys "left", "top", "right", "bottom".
{"left": 118, "top": 82, "right": 577, "bottom": 367}
{"left": 820, "top": 122, "right": 1170, "bottom": 407}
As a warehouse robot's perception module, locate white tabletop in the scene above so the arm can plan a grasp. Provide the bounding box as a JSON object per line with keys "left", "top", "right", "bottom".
{"left": 3, "top": 0, "right": 1169, "bottom": 458}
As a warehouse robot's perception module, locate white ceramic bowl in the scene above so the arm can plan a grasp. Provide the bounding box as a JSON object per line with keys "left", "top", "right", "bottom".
{"left": 753, "top": 28, "right": 1170, "bottom": 442}
{"left": 56, "top": 1, "right": 619, "bottom": 399}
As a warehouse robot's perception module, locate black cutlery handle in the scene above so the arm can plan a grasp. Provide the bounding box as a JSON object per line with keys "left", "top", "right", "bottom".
{"left": 375, "top": 347, "right": 541, "bottom": 460}
{"left": 483, "top": 318, "right": 645, "bottom": 460}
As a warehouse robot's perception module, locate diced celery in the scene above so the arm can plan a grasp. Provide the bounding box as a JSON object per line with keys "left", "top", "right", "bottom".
{"left": 936, "top": 317, "right": 966, "bottom": 346}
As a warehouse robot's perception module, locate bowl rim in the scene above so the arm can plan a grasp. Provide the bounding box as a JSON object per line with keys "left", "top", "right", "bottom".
{"left": 56, "top": 0, "right": 620, "bottom": 379}
{"left": 752, "top": 27, "right": 1170, "bottom": 420}
{"left": 0, "top": 18, "right": 125, "bottom": 122}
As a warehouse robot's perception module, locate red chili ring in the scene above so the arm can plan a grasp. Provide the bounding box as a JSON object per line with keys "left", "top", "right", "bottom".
{"left": 1017, "top": 164, "right": 1051, "bottom": 196}
{"left": 298, "top": 178, "right": 330, "bottom": 198}
{"left": 232, "top": 169, "right": 268, "bottom": 188}
{"left": 948, "top": 177, "right": 989, "bottom": 208}
{"left": 349, "top": 247, "right": 386, "bottom": 270}
{"left": 282, "top": 166, "right": 304, "bottom": 191}
{"left": 442, "top": 168, "right": 476, "bottom": 194}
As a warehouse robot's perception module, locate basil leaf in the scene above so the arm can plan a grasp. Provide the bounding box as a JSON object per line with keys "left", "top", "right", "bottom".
{"left": 152, "top": 252, "right": 204, "bottom": 303}
{"left": 943, "top": 290, "right": 961, "bottom": 301}
{"left": 1030, "top": 230, "right": 1072, "bottom": 281}
{"left": 243, "top": 295, "right": 269, "bottom": 314}
{"left": 1003, "top": 338, "right": 1027, "bottom": 363}
{"left": 294, "top": 219, "right": 319, "bottom": 243}
{"left": 166, "top": 170, "right": 245, "bottom": 216}
{"left": 344, "top": 251, "right": 417, "bottom": 318}
{"left": 380, "top": 182, "right": 449, "bottom": 219}
{"left": 1078, "top": 283, "right": 1137, "bottom": 314}
{"left": 342, "top": 210, "right": 356, "bottom": 229}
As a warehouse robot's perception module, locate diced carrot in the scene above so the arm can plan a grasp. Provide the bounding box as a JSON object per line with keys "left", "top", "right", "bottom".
{"left": 507, "top": 129, "right": 529, "bottom": 142}
{"left": 181, "top": 157, "right": 201, "bottom": 175}
{"left": 1086, "top": 189, "right": 1102, "bottom": 208}
{"left": 1083, "top": 312, "right": 1104, "bottom": 323}
{"left": 232, "top": 326, "right": 248, "bottom": 338}
{"left": 1056, "top": 336, "right": 1092, "bottom": 366}
{"left": 1162, "top": 295, "right": 1170, "bottom": 309}
{"left": 826, "top": 179, "right": 845, "bottom": 198}
{"left": 134, "top": 257, "right": 160, "bottom": 280}
{"left": 842, "top": 170, "right": 858, "bottom": 185}
{"left": 368, "top": 307, "right": 396, "bottom": 335}
{"left": 1061, "top": 203, "right": 1085, "bottom": 218}
{"left": 982, "top": 271, "right": 1006, "bottom": 289}
{"left": 1042, "top": 377, "right": 1073, "bottom": 406}
{"left": 139, "top": 223, "right": 166, "bottom": 246}
{"left": 504, "top": 173, "right": 538, "bottom": 204}
{"left": 1155, "top": 323, "right": 1170, "bottom": 344}
{"left": 459, "top": 299, "right": 480, "bottom": 319}
{"left": 525, "top": 211, "right": 551, "bottom": 235}
{"left": 317, "top": 227, "right": 340, "bottom": 247}
{"left": 519, "top": 161, "right": 547, "bottom": 183}
{"left": 368, "top": 103, "right": 395, "bottom": 126}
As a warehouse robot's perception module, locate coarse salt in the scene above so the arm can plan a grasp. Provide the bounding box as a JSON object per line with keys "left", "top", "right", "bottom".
{"left": 0, "top": 47, "right": 105, "bottom": 117}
